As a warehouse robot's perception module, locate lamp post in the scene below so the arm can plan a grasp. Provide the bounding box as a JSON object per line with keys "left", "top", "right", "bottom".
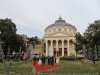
{"left": 0, "top": 31, "right": 8, "bottom": 75}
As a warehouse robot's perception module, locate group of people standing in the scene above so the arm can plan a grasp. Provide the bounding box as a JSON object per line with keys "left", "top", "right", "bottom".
{"left": 47, "top": 56, "right": 54, "bottom": 65}
{"left": 33, "top": 55, "right": 59, "bottom": 66}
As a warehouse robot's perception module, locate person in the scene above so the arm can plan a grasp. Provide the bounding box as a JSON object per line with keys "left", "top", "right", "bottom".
{"left": 51, "top": 56, "right": 54, "bottom": 65}
{"left": 47, "top": 56, "right": 50, "bottom": 65}
{"left": 23, "top": 52, "right": 27, "bottom": 60}
{"left": 33, "top": 56, "right": 37, "bottom": 66}
{"left": 12, "top": 51, "right": 15, "bottom": 60}
{"left": 38, "top": 58, "right": 42, "bottom": 65}
{"left": 71, "top": 54, "right": 75, "bottom": 61}
{"left": 41, "top": 55, "right": 45, "bottom": 65}
{"left": 54, "top": 56, "right": 56, "bottom": 63}
{"left": 56, "top": 57, "right": 59, "bottom": 63}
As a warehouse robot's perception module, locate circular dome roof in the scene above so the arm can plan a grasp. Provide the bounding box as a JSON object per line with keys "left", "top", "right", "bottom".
{"left": 47, "top": 17, "right": 76, "bottom": 28}
{"left": 55, "top": 17, "right": 66, "bottom": 23}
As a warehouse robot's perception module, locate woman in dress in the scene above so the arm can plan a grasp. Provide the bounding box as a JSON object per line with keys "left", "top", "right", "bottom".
{"left": 23, "top": 52, "right": 26, "bottom": 60}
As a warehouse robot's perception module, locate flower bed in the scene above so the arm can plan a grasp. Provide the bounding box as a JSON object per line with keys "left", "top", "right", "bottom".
{"left": 34, "top": 65, "right": 61, "bottom": 72}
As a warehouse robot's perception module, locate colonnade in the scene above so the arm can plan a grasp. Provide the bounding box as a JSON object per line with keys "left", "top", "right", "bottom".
{"left": 45, "top": 39, "right": 75, "bottom": 57}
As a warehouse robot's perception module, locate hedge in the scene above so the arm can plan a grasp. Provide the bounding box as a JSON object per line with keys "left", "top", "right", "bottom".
{"left": 60, "top": 57, "right": 84, "bottom": 60}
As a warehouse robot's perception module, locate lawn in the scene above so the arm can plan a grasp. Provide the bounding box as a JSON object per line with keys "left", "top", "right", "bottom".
{"left": 0, "top": 59, "right": 100, "bottom": 75}
{"left": 41, "top": 59, "right": 100, "bottom": 74}
{"left": 0, "top": 60, "right": 34, "bottom": 75}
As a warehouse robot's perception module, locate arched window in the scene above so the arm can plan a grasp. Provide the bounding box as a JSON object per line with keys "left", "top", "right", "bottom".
{"left": 58, "top": 28, "right": 61, "bottom": 31}
{"left": 49, "top": 30, "right": 51, "bottom": 33}
{"left": 64, "top": 28, "right": 67, "bottom": 32}
{"left": 69, "top": 29, "right": 71, "bottom": 32}
{"left": 53, "top": 29, "right": 56, "bottom": 32}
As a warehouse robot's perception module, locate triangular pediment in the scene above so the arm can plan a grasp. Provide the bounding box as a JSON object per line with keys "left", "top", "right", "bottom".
{"left": 47, "top": 32, "right": 73, "bottom": 37}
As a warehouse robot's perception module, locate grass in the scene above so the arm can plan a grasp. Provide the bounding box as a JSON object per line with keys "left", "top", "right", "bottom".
{"left": 0, "top": 60, "right": 34, "bottom": 75}
{"left": 0, "top": 59, "right": 100, "bottom": 75}
{"left": 41, "top": 59, "right": 100, "bottom": 74}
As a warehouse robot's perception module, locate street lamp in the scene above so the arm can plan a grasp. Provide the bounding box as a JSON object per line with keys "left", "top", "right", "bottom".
{"left": 0, "top": 31, "right": 8, "bottom": 75}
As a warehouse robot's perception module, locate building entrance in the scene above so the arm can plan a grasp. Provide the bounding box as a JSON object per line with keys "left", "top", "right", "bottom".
{"left": 64, "top": 48, "right": 67, "bottom": 56}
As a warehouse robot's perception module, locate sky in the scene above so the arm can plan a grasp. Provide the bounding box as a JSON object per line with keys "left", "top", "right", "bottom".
{"left": 0, "top": 0, "right": 100, "bottom": 38}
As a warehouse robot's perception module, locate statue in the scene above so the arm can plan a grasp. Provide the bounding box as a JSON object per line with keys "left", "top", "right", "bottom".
{"left": 27, "top": 44, "right": 33, "bottom": 59}
{"left": 57, "top": 51, "right": 59, "bottom": 57}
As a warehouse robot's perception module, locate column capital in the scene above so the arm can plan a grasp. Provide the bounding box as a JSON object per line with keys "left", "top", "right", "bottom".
{"left": 67, "top": 39, "right": 69, "bottom": 41}
{"left": 56, "top": 40, "right": 58, "bottom": 42}
{"left": 50, "top": 40, "right": 53, "bottom": 42}
{"left": 62, "top": 39, "right": 64, "bottom": 42}
{"left": 44, "top": 40, "right": 48, "bottom": 42}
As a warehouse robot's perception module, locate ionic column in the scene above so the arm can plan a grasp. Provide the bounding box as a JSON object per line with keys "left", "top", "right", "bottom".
{"left": 67, "top": 40, "right": 70, "bottom": 56}
{"left": 51, "top": 40, "right": 53, "bottom": 56}
{"left": 56, "top": 40, "right": 58, "bottom": 57}
{"left": 73, "top": 43, "right": 76, "bottom": 57}
{"left": 62, "top": 40, "right": 64, "bottom": 57}
{"left": 56, "top": 40, "right": 58, "bottom": 50}
{"left": 46, "top": 40, "right": 48, "bottom": 56}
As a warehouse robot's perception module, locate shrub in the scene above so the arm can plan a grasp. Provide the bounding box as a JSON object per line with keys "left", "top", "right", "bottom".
{"left": 60, "top": 57, "right": 84, "bottom": 60}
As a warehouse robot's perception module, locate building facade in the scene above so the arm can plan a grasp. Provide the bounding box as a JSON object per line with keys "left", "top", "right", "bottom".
{"left": 44, "top": 17, "right": 77, "bottom": 57}
{"left": 32, "top": 39, "right": 44, "bottom": 55}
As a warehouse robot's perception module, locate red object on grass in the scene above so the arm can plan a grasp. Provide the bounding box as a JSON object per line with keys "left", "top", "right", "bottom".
{"left": 33, "top": 64, "right": 60, "bottom": 72}
{"left": 33, "top": 61, "right": 37, "bottom": 66}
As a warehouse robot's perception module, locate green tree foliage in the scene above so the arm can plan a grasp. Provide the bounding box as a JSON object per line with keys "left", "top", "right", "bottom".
{"left": 76, "top": 32, "right": 87, "bottom": 44}
{"left": 74, "top": 32, "right": 88, "bottom": 56}
{"left": 27, "top": 36, "right": 40, "bottom": 46}
{"left": 84, "top": 20, "right": 100, "bottom": 47}
{"left": 0, "top": 18, "right": 24, "bottom": 55}
{"left": 12, "top": 34, "right": 25, "bottom": 52}
{"left": 74, "top": 32, "right": 83, "bottom": 56}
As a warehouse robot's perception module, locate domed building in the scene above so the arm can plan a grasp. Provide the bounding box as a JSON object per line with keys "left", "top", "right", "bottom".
{"left": 44, "top": 17, "right": 77, "bottom": 57}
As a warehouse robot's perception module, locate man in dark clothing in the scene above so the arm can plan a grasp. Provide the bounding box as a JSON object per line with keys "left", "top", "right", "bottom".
{"left": 47, "top": 56, "right": 50, "bottom": 65}
{"left": 51, "top": 56, "right": 54, "bottom": 65}
{"left": 41, "top": 55, "right": 45, "bottom": 65}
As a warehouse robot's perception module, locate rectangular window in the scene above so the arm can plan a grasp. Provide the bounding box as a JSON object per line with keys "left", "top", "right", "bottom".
{"left": 64, "top": 48, "right": 67, "bottom": 50}
{"left": 59, "top": 48, "right": 62, "bottom": 50}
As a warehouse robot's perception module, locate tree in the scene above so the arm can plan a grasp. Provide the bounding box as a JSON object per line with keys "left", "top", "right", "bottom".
{"left": 0, "top": 18, "right": 17, "bottom": 54}
{"left": 0, "top": 18, "right": 25, "bottom": 55}
{"left": 27, "top": 36, "right": 40, "bottom": 46}
{"left": 84, "top": 20, "right": 100, "bottom": 59}
{"left": 84, "top": 20, "right": 100, "bottom": 47}
{"left": 74, "top": 42, "right": 82, "bottom": 57}
{"left": 12, "top": 34, "right": 25, "bottom": 52}
{"left": 74, "top": 32, "right": 83, "bottom": 56}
